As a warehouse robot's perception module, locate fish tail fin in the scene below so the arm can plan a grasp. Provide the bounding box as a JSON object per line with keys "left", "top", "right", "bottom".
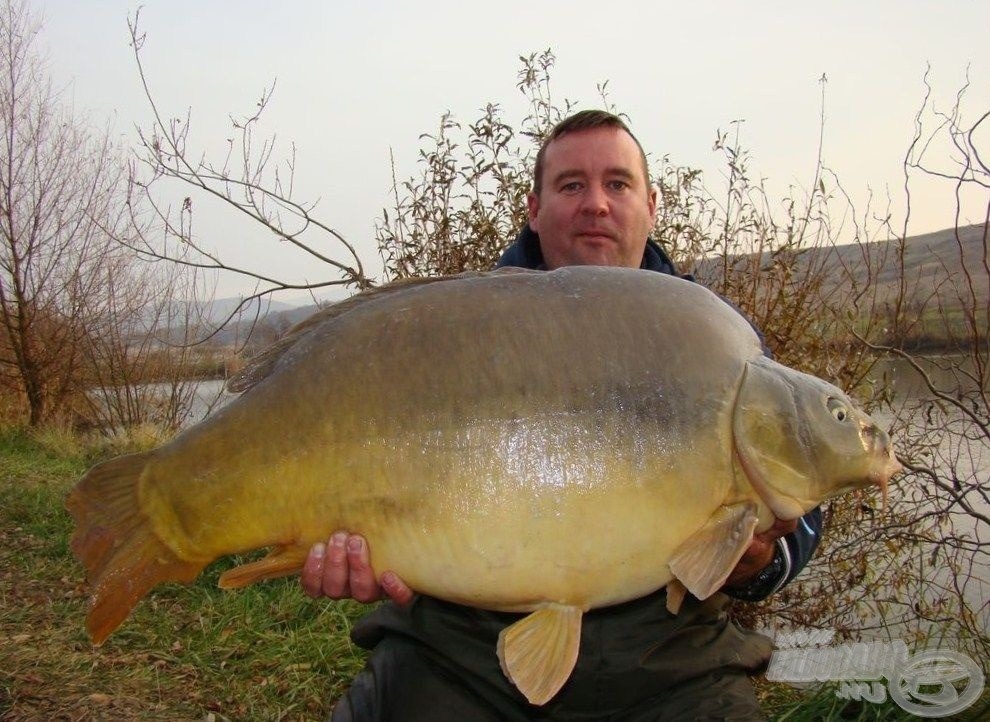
{"left": 66, "top": 452, "right": 205, "bottom": 645}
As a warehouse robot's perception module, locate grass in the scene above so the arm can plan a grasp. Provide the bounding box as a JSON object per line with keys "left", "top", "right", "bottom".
{"left": 2, "top": 424, "right": 987, "bottom": 720}
{"left": 0, "top": 426, "right": 368, "bottom": 721}
{"left": 756, "top": 678, "right": 989, "bottom": 721}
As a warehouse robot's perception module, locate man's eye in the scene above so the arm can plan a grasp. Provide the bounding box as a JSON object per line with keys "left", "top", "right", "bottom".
{"left": 561, "top": 182, "right": 582, "bottom": 192}
{"left": 607, "top": 180, "right": 629, "bottom": 191}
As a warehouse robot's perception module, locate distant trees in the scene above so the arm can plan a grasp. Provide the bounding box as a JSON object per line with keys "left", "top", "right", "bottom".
{"left": 0, "top": 0, "right": 120, "bottom": 424}
{"left": 0, "top": 0, "right": 204, "bottom": 429}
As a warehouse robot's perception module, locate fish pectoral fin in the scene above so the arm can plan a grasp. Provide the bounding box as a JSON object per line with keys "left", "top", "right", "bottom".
{"left": 496, "top": 603, "right": 583, "bottom": 706}
{"left": 669, "top": 502, "right": 759, "bottom": 600}
{"left": 218, "top": 544, "right": 310, "bottom": 589}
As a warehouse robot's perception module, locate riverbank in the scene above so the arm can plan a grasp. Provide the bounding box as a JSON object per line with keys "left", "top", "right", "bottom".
{"left": 0, "top": 426, "right": 367, "bottom": 720}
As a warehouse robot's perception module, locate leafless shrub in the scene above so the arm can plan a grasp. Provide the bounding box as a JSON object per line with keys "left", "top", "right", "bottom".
{"left": 736, "top": 73, "right": 988, "bottom": 666}
{"left": 123, "top": 9, "right": 372, "bottom": 342}
{"left": 77, "top": 259, "right": 221, "bottom": 431}
{"left": 377, "top": 50, "right": 568, "bottom": 279}
{"left": 838, "top": 73, "right": 986, "bottom": 659}
{"left": 0, "top": 0, "right": 212, "bottom": 432}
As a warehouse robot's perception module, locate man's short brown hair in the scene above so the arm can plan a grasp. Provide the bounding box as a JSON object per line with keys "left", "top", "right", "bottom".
{"left": 532, "top": 110, "right": 650, "bottom": 195}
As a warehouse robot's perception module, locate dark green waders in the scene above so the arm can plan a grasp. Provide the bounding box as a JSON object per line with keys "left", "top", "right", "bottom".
{"left": 330, "top": 590, "right": 771, "bottom": 721}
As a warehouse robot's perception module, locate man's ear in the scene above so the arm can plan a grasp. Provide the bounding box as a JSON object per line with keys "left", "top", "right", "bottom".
{"left": 527, "top": 191, "right": 540, "bottom": 232}
{"left": 647, "top": 185, "right": 658, "bottom": 223}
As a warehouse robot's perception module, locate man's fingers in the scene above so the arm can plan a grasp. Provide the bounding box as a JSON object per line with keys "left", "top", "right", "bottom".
{"left": 380, "top": 570, "right": 415, "bottom": 606}
{"left": 321, "top": 531, "right": 352, "bottom": 598}
{"left": 346, "top": 535, "right": 383, "bottom": 602}
{"left": 301, "top": 542, "right": 326, "bottom": 598}
{"left": 301, "top": 531, "right": 403, "bottom": 604}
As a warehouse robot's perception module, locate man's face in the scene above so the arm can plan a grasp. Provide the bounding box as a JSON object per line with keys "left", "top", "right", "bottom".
{"left": 528, "top": 126, "right": 657, "bottom": 270}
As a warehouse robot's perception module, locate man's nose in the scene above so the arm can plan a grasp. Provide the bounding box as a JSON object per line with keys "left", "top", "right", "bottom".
{"left": 580, "top": 185, "right": 609, "bottom": 215}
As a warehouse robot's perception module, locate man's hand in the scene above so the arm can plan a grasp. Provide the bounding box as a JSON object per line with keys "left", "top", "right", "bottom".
{"left": 300, "top": 531, "right": 415, "bottom": 606}
{"left": 723, "top": 518, "right": 797, "bottom": 589}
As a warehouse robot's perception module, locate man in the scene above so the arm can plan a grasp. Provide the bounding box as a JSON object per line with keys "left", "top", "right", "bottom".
{"left": 303, "top": 110, "right": 822, "bottom": 720}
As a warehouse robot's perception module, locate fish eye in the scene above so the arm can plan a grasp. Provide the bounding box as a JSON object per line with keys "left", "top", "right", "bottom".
{"left": 827, "top": 397, "right": 849, "bottom": 422}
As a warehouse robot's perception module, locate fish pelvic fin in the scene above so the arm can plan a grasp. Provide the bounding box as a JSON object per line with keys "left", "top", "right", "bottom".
{"left": 665, "top": 578, "right": 689, "bottom": 614}
{"left": 218, "top": 544, "right": 310, "bottom": 589}
{"left": 496, "top": 603, "right": 582, "bottom": 706}
{"left": 65, "top": 452, "right": 206, "bottom": 645}
{"left": 669, "top": 502, "right": 759, "bottom": 600}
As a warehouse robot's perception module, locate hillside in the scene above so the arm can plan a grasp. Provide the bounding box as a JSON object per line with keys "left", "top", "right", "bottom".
{"left": 200, "top": 225, "right": 986, "bottom": 353}
{"left": 190, "top": 289, "right": 352, "bottom": 348}
{"left": 825, "top": 223, "right": 988, "bottom": 310}
{"left": 689, "top": 224, "right": 987, "bottom": 337}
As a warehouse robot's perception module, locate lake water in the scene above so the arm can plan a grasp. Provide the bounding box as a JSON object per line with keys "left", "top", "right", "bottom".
{"left": 831, "top": 355, "right": 989, "bottom": 650}
{"left": 186, "top": 378, "right": 236, "bottom": 421}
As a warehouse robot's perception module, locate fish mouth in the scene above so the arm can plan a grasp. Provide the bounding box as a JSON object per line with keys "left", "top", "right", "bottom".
{"left": 734, "top": 428, "right": 902, "bottom": 519}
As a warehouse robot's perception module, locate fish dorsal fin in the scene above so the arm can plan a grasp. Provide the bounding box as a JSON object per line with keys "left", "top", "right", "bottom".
{"left": 496, "top": 603, "right": 583, "bottom": 705}
{"left": 217, "top": 544, "right": 311, "bottom": 589}
{"left": 228, "top": 276, "right": 451, "bottom": 393}
{"left": 228, "top": 269, "right": 534, "bottom": 393}
{"left": 668, "top": 502, "right": 759, "bottom": 600}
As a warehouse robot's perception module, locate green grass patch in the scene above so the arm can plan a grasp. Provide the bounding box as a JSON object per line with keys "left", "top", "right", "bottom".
{"left": 0, "top": 426, "right": 368, "bottom": 720}
{"left": 757, "top": 678, "right": 989, "bottom": 721}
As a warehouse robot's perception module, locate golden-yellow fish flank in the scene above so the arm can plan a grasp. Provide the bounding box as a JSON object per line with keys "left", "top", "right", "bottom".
{"left": 68, "top": 266, "right": 900, "bottom": 705}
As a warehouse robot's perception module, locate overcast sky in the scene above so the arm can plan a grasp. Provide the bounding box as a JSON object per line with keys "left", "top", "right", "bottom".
{"left": 34, "top": 0, "right": 990, "bottom": 297}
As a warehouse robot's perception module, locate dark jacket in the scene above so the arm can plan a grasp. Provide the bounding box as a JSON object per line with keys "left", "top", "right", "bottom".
{"left": 495, "top": 225, "right": 822, "bottom": 597}
{"left": 496, "top": 224, "right": 684, "bottom": 277}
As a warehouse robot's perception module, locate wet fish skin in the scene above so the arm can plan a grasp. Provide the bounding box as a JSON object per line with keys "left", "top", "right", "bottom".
{"left": 67, "top": 266, "right": 900, "bottom": 705}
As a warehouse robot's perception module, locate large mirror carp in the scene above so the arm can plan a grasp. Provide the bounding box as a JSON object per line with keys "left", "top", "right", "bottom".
{"left": 67, "top": 266, "right": 900, "bottom": 705}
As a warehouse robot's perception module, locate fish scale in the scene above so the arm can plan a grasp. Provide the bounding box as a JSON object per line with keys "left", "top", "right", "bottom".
{"left": 67, "top": 265, "right": 900, "bottom": 705}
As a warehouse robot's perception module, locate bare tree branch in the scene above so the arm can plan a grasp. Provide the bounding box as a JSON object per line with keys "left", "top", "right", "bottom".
{"left": 123, "top": 9, "right": 372, "bottom": 335}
